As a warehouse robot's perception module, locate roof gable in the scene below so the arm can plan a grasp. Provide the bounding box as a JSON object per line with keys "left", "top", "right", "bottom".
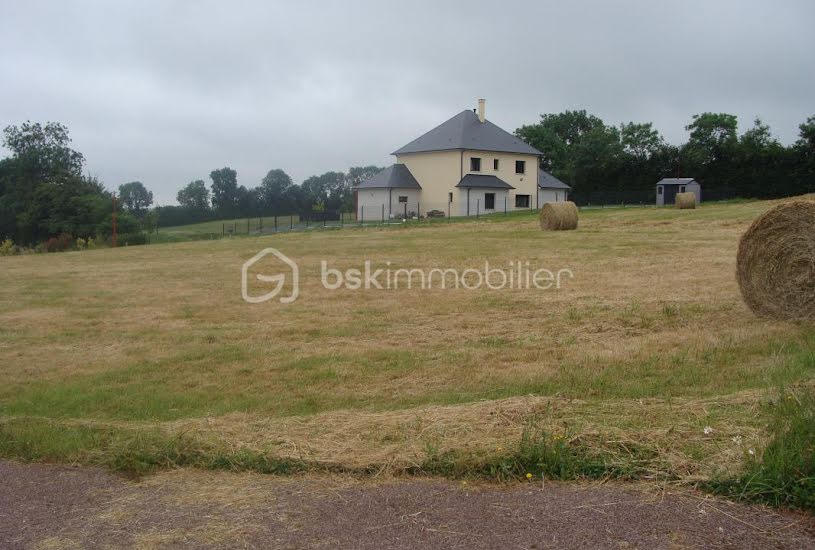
{"left": 538, "top": 169, "right": 571, "bottom": 189}
{"left": 657, "top": 178, "right": 698, "bottom": 186}
{"left": 354, "top": 164, "right": 421, "bottom": 189}
{"left": 392, "top": 109, "right": 542, "bottom": 156}
{"left": 455, "top": 174, "right": 514, "bottom": 189}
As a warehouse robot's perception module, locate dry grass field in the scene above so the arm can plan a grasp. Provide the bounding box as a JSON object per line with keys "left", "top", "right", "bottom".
{"left": 1, "top": 199, "right": 813, "bottom": 484}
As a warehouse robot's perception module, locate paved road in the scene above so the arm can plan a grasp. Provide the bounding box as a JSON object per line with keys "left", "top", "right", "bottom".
{"left": 1, "top": 461, "right": 813, "bottom": 549}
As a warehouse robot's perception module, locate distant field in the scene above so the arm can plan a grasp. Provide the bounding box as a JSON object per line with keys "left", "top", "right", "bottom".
{"left": 1, "top": 199, "right": 813, "bottom": 482}
{"left": 158, "top": 215, "right": 302, "bottom": 238}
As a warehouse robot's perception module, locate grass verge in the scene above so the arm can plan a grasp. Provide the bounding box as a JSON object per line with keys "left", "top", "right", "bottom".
{"left": 708, "top": 388, "right": 815, "bottom": 511}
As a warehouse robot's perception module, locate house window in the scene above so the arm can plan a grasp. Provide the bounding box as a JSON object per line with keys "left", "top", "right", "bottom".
{"left": 484, "top": 193, "right": 495, "bottom": 210}
{"left": 515, "top": 160, "right": 525, "bottom": 174}
{"left": 679, "top": 186, "right": 686, "bottom": 193}
{"left": 470, "top": 157, "right": 481, "bottom": 172}
{"left": 515, "top": 194, "right": 530, "bottom": 208}
{"left": 448, "top": 192, "right": 453, "bottom": 203}
{"left": 657, "top": 186, "right": 663, "bottom": 195}
{"left": 398, "top": 196, "right": 408, "bottom": 203}
{"left": 493, "top": 159, "right": 499, "bottom": 170}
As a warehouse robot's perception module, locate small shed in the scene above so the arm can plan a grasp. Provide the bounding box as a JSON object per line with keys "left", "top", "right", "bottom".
{"left": 656, "top": 178, "right": 701, "bottom": 206}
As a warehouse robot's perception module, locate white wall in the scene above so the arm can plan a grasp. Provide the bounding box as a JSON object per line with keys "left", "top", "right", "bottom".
{"left": 537, "top": 188, "right": 568, "bottom": 206}
{"left": 356, "top": 188, "right": 421, "bottom": 221}
{"left": 455, "top": 188, "right": 511, "bottom": 216}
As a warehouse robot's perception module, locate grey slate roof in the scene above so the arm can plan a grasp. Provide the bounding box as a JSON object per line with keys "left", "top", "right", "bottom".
{"left": 354, "top": 164, "right": 422, "bottom": 189}
{"left": 455, "top": 174, "right": 515, "bottom": 189}
{"left": 538, "top": 169, "right": 571, "bottom": 189}
{"left": 392, "top": 109, "right": 542, "bottom": 156}
{"left": 656, "top": 178, "right": 698, "bottom": 186}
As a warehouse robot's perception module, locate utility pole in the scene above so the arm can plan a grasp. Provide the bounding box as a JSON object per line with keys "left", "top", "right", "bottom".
{"left": 112, "top": 193, "right": 118, "bottom": 248}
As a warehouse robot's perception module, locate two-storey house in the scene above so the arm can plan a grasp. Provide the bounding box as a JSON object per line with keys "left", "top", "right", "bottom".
{"left": 355, "top": 99, "right": 570, "bottom": 220}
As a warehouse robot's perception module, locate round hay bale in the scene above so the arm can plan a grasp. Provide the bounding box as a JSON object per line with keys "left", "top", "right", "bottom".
{"left": 736, "top": 200, "right": 815, "bottom": 320}
{"left": 539, "top": 201, "right": 578, "bottom": 231}
{"left": 675, "top": 192, "right": 697, "bottom": 209}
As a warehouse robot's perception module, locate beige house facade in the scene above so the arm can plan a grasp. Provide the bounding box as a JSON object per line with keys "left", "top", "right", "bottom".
{"left": 355, "top": 100, "right": 570, "bottom": 220}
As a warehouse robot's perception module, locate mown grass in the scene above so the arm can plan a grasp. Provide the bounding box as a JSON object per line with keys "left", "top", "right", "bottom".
{"left": 0, "top": 198, "right": 813, "bottom": 503}
{"left": 0, "top": 418, "right": 312, "bottom": 477}
{"left": 419, "top": 423, "right": 661, "bottom": 482}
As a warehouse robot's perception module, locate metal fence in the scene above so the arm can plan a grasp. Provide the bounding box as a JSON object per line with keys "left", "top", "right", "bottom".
{"left": 572, "top": 187, "right": 739, "bottom": 206}
{"left": 192, "top": 188, "right": 747, "bottom": 238}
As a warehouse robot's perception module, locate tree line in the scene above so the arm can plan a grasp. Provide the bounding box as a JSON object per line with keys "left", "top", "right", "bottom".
{"left": 0, "top": 121, "right": 383, "bottom": 245}
{"left": 158, "top": 165, "right": 383, "bottom": 227}
{"left": 515, "top": 111, "right": 815, "bottom": 203}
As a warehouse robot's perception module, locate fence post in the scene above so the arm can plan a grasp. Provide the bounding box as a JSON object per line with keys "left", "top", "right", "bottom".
{"left": 477, "top": 199, "right": 480, "bottom": 219}
{"left": 222, "top": 223, "right": 224, "bottom": 236}
{"left": 418, "top": 202, "right": 420, "bottom": 219}
{"left": 274, "top": 215, "right": 278, "bottom": 232}
{"left": 404, "top": 202, "right": 407, "bottom": 219}
{"left": 360, "top": 206, "right": 364, "bottom": 225}
{"left": 504, "top": 196, "right": 507, "bottom": 214}
{"left": 290, "top": 215, "right": 293, "bottom": 230}
{"left": 381, "top": 204, "right": 384, "bottom": 223}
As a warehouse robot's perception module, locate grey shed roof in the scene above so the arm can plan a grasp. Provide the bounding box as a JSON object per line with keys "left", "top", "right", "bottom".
{"left": 455, "top": 174, "right": 515, "bottom": 189}
{"left": 538, "top": 169, "right": 571, "bottom": 189}
{"left": 656, "top": 178, "right": 698, "bottom": 186}
{"left": 354, "top": 164, "right": 422, "bottom": 189}
{"left": 392, "top": 109, "right": 542, "bottom": 156}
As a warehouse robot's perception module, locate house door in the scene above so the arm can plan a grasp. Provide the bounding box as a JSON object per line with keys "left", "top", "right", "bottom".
{"left": 484, "top": 193, "right": 495, "bottom": 210}
{"left": 663, "top": 186, "right": 678, "bottom": 205}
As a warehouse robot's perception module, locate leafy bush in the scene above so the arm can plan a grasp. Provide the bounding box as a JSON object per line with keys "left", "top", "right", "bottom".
{"left": 44, "top": 233, "right": 74, "bottom": 252}
{"left": 712, "top": 389, "right": 815, "bottom": 510}
{"left": 75, "top": 237, "right": 86, "bottom": 249}
{"left": 118, "top": 232, "right": 147, "bottom": 246}
{"left": 0, "top": 238, "right": 15, "bottom": 256}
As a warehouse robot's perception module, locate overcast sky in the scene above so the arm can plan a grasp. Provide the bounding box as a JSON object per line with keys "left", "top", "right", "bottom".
{"left": 1, "top": 1, "right": 813, "bottom": 204}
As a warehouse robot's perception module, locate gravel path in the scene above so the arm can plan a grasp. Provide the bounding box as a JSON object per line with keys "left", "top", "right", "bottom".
{"left": 1, "top": 461, "right": 813, "bottom": 549}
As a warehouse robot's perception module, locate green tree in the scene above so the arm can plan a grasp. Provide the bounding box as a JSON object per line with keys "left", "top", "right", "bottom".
{"left": 301, "top": 171, "right": 346, "bottom": 211}
{"left": 2, "top": 121, "right": 84, "bottom": 178}
{"left": 796, "top": 115, "right": 815, "bottom": 151}
{"left": 176, "top": 179, "right": 210, "bottom": 212}
{"left": 792, "top": 116, "right": 815, "bottom": 196}
{"left": 0, "top": 121, "right": 110, "bottom": 244}
{"left": 235, "top": 185, "right": 262, "bottom": 218}
{"left": 516, "top": 110, "right": 623, "bottom": 199}
{"left": 118, "top": 181, "right": 153, "bottom": 218}
{"left": 210, "top": 167, "right": 238, "bottom": 217}
{"left": 683, "top": 112, "right": 738, "bottom": 166}
{"left": 259, "top": 169, "right": 294, "bottom": 214}
{"left": 621, "top": 122, "right": 664, "bottom": 159}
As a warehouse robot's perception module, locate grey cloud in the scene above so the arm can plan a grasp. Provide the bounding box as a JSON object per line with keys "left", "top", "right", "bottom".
{"left": 1, "top": 0, "right": 813, "bottom": 204}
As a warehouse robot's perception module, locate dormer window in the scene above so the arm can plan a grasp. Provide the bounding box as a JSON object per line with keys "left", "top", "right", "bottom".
{"left": 470, "top": 157, "right": 481, "bottom": 172}
{"left": 515, "top": 160, "right": 525, "bottom": 174}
